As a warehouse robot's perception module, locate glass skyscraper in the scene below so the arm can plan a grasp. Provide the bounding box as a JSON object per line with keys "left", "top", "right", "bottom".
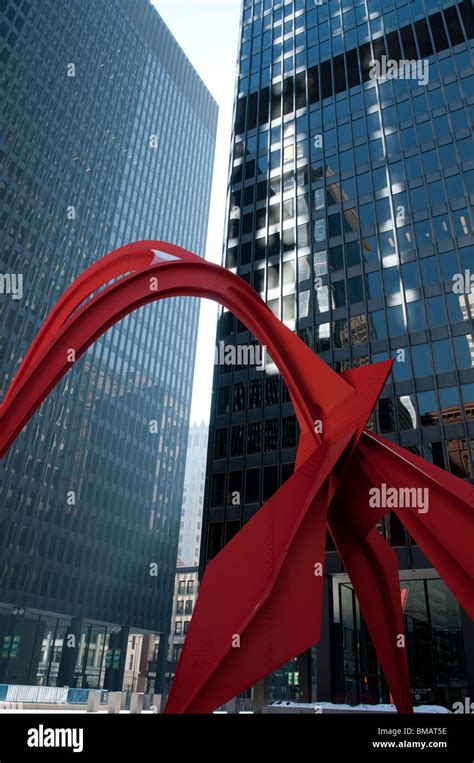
{"left": 0, "top": 0, "right": 217, "bottom": 690}
{"left": 202, "top": 0, "right": 473, "bottom": 708}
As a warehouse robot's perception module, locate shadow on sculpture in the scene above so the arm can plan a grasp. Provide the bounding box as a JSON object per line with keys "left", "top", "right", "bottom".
{"left": 0, "top": 240, "right": 472, "bottom": 714}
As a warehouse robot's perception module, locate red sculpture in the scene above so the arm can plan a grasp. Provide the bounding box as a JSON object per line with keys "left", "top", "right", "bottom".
{"left": 0, "top": 241, "right": 472, "bottom": 714}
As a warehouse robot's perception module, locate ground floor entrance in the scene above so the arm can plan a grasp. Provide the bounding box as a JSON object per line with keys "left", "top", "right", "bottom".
{"left": 0, "top": 604, "right": 129, "bottom": 690}
{"left": 330, "top": 571, "right": 470, "bottom": 709}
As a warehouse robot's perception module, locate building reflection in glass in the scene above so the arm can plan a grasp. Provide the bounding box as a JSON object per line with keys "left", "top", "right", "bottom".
{"left": 338, "top": 577, "right": 468, "bottom": 708}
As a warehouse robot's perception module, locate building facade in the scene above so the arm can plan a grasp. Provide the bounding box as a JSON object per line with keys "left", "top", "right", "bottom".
{"left": 0, "top": 0, "right": 217, "bottom": 689}
{"left": 164, "top": 565, "right": 199, "bottom": 694}
{"left": 164, "top": 420, "right": 207, "bottom": 692}
{"left": 201, "top": 0, "right": 474, "bottom": 708}
{"left": 178, "top": 421, "right": 208, "bottom": 567}
{"left": 122, "top": 632, "right": 157, "bottom": 694}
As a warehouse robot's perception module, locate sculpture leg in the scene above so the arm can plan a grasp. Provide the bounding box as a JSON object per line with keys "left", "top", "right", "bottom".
{"left": 329, "top": 464, "right": 413, "bottom": 713}
{"left": 165, "top": 433, "right": 354, "bottom": 713}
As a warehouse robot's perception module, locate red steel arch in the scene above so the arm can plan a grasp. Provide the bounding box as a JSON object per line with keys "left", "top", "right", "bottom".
{"left": 0, "top": 240, "right": 472, "bottom": 714}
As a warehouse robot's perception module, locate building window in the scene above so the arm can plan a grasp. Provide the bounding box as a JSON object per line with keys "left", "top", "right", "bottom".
{"left": 233, "top": 382, "right": 246, "bottom": 412}
{"left": 207, "top": 522, "right": 223, "bottom": 560}
{"left": 265, "top": 376, "right": 280, "bottom": 406}
{"left": 186, "top": 581, "right": 194, "bottom": 594}
{"left": 175, "top": 621, "right": 183, "bottom": 635}
{"left": 249, "top": 379, "right": 262, "bottom": 408}
{"left": 247, "top": 421, "right": 262, "bottom": 454}
{"left": 176, "top": 600, "right": 184, "bottom": 615}
{"left": 214, "top": 429, "right": 228, "bottom": 459}
{"left": 227, "top": 471, "right": 242, "bottom": 506}
{"left": 230, "top": 424, "right": 244, "bottom": 457}
{"left": 263, "top": 465, "right": 278, "bottom": 501}
{"left": 245, "top": 468, "right": 260, "bottom": 504}
{"left": 314, "top": 219, "right": 326, "bottom": 242}
{"left": 178, "top": 581, "right": 185, "bottom": 594}
{"left": 211, "top": 473, "right": 225, "bottom": 507}
{"left": 264, "top": 419, "right": 279, "bottom": 451}
{"left": 282, "top": 416, "right": 297, "bottom": 449}
{"left": 217, "top": 386, "right": 231, "bottom": 414}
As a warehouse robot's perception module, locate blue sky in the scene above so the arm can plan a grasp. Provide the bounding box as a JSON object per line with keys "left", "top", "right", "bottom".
{"left": 152, "top": 0, "right": 241, "bottom": 422}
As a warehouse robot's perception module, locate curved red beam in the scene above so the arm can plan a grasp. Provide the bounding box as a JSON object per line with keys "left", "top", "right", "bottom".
{"left": 0, "top": 240, "right": 472, "bottom": 715}
{"left": 0, "top": 241, "right": 353, "bottom": 457}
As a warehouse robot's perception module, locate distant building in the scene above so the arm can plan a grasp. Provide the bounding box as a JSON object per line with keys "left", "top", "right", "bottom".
{"left": 178, "top": 421, "right": 209, "bottom": 567}
{"left": 162, "top": 423, "right": 208, "bottom": 691}
{"left": 123, "top": 634, "right": 145, "bottom": 693}
{"left": 123, "top": 633, "right": 157, "bottom": 694}
{"left": 164, "top": 566, "right": 199, "bottom": 694}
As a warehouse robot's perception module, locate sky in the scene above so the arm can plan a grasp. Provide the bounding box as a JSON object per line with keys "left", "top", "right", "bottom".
{"left": 151, "top": 0, "right": 242, "bottom": 423}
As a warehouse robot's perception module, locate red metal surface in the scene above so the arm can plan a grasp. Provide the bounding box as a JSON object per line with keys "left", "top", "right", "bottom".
{"left": 0, "top": 240, "right": 472, "bottom": 714}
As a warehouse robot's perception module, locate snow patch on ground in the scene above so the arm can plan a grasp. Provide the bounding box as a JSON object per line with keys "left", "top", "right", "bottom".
{"left": 269, "top": 701, "right": 451, "bottom": 713}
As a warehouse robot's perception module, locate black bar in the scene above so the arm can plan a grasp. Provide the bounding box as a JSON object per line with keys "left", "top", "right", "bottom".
{"left": 386, "top": 29, "right": 403, "bottom": 61}
{"left": 295, "top": 71, "right": 306, "bottom": 110}
{"left": 0, "top": 712, "right": 473, "bottom": 762}
{"left": 246, "top": 91, "right": 257, "bottom": 131}
{"left": 444, "top": 6, "right": 465, "bottom": 46}
{"left": 459, "top": 0, "right": 474, "bottom": 39}
{"left": 271, "top": 81, "right": 281, "bottom": 120}
{"left": 400, "top": 24, "right": 418, "bottom": 59}
{"left": 321, "top": 59, "right": 332, "bottom": 99}
{"left": 283, "top": 76, "right": 294, "bottom": 115}
{"left": 414, "top": 18, "right": 434, "bottom": 57}
{"left": 258, "top": 85, "right": 269, "bottom": 126}
{"left": 359, "top": 42, "right": 372, "bottom": 82}
{"left": 429, "top": 12, "right": 449, "bottom": 52}
{"left": 333, "top": 53, "right": 346, "bottom": 94}
{"left": 307, "top": 64, "right": 319, "bottom": 104}
{"left": 235, "top": 96, "right": 246, "bottom": 135}
{"left": 346, "top": 48, "right": 360, "bottom": 88}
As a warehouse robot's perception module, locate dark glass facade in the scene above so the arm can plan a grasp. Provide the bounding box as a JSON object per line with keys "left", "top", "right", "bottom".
{"left": 202, "top": 0, "right": 474, "bottom": 706}
{"left": 334, "top": 570, "right": 469, "bottom": 707}
{"left": 0, "top": 0, "right": 217, "bottom": 688}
